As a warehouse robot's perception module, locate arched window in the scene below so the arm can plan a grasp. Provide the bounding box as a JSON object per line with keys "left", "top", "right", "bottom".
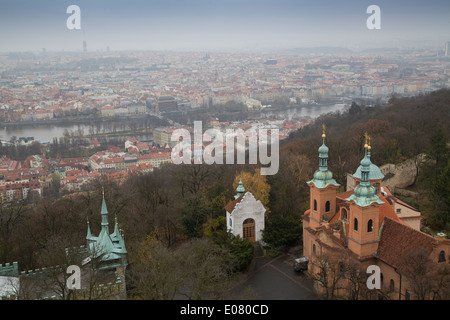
{"left": 367, "top": 219, "right": 373, "bottom": 232}
{"left": 313, "top": 244, "right": 316, "bottom": 255}
{"left": 314, "top": 200, "right": 317, "bottom": 211}
{"left": 438, "top": 251, "right": 446, "bottom": 263}
{"left": 354, "top": 218, "right": 358, "bottom": 231}
{"left": 325, "top": 201, "right": 330, "bottom": 212}
{"left": 390, "top": 279, "right": 395, "bottom": 292}
{"left": 341, "top": 208, "right": 347, "bottom": 220}
{"left": 405, "top": 290, "right": 410, "bottom": 300}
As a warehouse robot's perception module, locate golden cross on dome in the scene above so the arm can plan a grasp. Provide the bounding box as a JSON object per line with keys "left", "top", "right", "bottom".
{"left": 364, "top": 132, "right": 371, "bottom": 150}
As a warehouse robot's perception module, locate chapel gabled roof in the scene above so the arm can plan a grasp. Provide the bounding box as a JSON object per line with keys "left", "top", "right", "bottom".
{"left": 225, "top": 192, "right": 246, "bottom": 214}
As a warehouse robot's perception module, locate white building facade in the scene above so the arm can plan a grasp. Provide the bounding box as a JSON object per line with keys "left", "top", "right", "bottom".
{"left": 225, "top": 180, "right": 266, "bottom": 243}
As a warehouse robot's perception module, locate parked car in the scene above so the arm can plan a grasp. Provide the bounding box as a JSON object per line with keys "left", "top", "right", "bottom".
{"left": 293, "top": 257, "right": 309, "bottom": 272}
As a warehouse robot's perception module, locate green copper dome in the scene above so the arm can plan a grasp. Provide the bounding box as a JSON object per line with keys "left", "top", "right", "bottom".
{"left": 313, "top": 169, "right": 334, "bottom": 181}
{"left": 353, "top": 183, "right": 376, "bottom": 198}
{"left": 318, "top": 142, "right": 329, "bottom": 155}
{"left": 353, "top": 151, "right": 384, "bottom": 181}
{"left": 307, "top": 137, "right": 340, "bottom": 189}
{"left": 346, "top": 150, "right": 384, "bottom": 207}
{"left": 234, "top": 178, "right": 246, "bottom": 199}
{"left": 236, "top": 178, "right": 245, "bottom": 193}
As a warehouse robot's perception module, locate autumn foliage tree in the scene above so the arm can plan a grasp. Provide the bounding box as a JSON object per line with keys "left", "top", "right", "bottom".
{"left": 233, "top": 168, "right": 270, "bottom": 213}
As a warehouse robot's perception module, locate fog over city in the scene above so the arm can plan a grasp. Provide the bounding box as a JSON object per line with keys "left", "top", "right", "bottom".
{"left": 1, "top": 0, "right": 449, "bottom": 52}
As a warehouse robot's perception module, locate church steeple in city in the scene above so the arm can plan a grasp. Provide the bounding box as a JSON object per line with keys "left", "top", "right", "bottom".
{"left": 307, "top": 124, "right": 340, "bottom": 189}
{"left": 86, "top": 216, "right": 93, "bottom": 242}
{"left": 318, "top": 124, "right": 329, "bottom": 171}
{"left": 86, "top": 188, "right": 127, "bottom": 269}
{"left": 100, "top": 187, "right": 109, "bottom": 234}
{"left": 235, "top": 177, "right": 246, "bottom": 199}
{"left": 306, "top": 126, "right": 340, "bottom": 229}
{"left": 346, "top": 133, "right": 384, "bottom": 207}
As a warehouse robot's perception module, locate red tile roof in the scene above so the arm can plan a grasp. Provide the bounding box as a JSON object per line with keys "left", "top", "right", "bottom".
{"left": 225, "top": 193, "right": 245, "bottom": 214}
{"left": 333, "top": 190, "right": 405, "bottom": 228}
{"left": 377, "top": 217, "right": 437, "bottom": 271}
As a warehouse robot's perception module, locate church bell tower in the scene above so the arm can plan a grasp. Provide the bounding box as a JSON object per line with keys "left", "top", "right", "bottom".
{"left": 306, "top": 125, "right": 340, "bottom": 230}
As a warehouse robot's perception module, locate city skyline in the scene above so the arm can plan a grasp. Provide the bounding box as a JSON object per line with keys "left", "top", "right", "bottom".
{"left": 0, "top": 0, "right": 449, "bottom": 52}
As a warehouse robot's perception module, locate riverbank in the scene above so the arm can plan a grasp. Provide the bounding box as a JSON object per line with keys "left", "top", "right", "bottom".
{"left": 0, "top": 102, "right": 348, "bottom": 143}
{"left": 0, "top": 114, "right": 157, "bottom": 127}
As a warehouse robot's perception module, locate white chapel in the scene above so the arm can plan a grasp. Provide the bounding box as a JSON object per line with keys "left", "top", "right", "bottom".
{"left": 225, "top": 179, "right": 266, "bottom": 242}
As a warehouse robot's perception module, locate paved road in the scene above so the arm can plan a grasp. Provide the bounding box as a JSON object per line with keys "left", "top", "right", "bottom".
{"left": 231, "top": 252, "right": 318, "bottom": 300}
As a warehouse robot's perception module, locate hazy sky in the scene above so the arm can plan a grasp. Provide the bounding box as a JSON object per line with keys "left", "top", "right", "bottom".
{"left": 1, "top": 0, "right": 449, "bottom": 52}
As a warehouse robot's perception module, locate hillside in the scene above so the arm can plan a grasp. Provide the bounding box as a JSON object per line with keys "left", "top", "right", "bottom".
{"left": 274, "top": 88, "right": 450, "bottom": 231}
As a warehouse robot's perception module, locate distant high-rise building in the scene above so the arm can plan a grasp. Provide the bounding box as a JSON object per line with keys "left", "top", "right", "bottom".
{"left": 83, "top": 40, "right": 87, "bottom": 52}
{"left": 445, "top": 41, "right": 450, "bottom": 57}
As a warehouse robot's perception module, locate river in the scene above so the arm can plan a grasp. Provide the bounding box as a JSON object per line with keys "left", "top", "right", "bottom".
{"left": 0, "top": 103, "right": 348, "bottom": 143}
{"left": 256, "top": 103, "right": 347, "bottom": 121}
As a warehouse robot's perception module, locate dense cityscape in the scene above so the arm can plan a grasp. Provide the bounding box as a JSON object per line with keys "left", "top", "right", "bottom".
{"left": 0, "top": 46, "right": 449, "bottom": 204}
{"left": 1, "top": 46, "right": 449, "bottom": 125}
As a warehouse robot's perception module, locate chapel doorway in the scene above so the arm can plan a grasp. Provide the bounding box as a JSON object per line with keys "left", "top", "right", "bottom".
{"left": 242, "top": 218, "right": 256, "bottom": 242}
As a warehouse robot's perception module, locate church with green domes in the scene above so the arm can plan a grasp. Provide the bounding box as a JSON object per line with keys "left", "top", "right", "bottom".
{"left": 0, "top": 190, "right": 128, "bottom": 300}
{"left": 302, "top": 128, "right": 449, "bottom": 300}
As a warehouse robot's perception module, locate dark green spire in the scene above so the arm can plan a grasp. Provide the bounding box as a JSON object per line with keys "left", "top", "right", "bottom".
{"left": 101, "top": 187, "right": 109, "bottom": 233}
{"left": 235, "top": 178, "right": 245, "bottom": 199}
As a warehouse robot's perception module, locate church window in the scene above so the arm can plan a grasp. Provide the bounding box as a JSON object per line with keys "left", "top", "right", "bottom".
{"left": 314, "top": 200, "right": 317, "bottom": 211}
{"left": 313, "top": 244, "right": 316, "bottom": 255}
{"left": 354, "top": 218, "right": 358, "bottom": 231}
{"left": 390, "top": 279, "right": 395, "bottom": 292}
{"left": 341, "top": 208, "right": 347, "bottom": 220}
{"left": 405, "top": 290, "right": 410, "bottom": 300}
{"left": 438, "top": 251, "right": 446, "bottom": 263}
{"left": 325, "top": 201, "right": 330, "bottom": 212}
{"left": 367, "top": 219, "right": 373, "bottom": 232}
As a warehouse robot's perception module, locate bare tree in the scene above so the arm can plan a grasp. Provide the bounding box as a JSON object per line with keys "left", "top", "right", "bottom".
{"left": 0, "top": 204, "right": 26, "bottom": 263}
{"left": 127, "top": 238, "right": 181, "bottom": 300}
{"left": 401, "top": 248, "right": 450, "bottom": 300}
